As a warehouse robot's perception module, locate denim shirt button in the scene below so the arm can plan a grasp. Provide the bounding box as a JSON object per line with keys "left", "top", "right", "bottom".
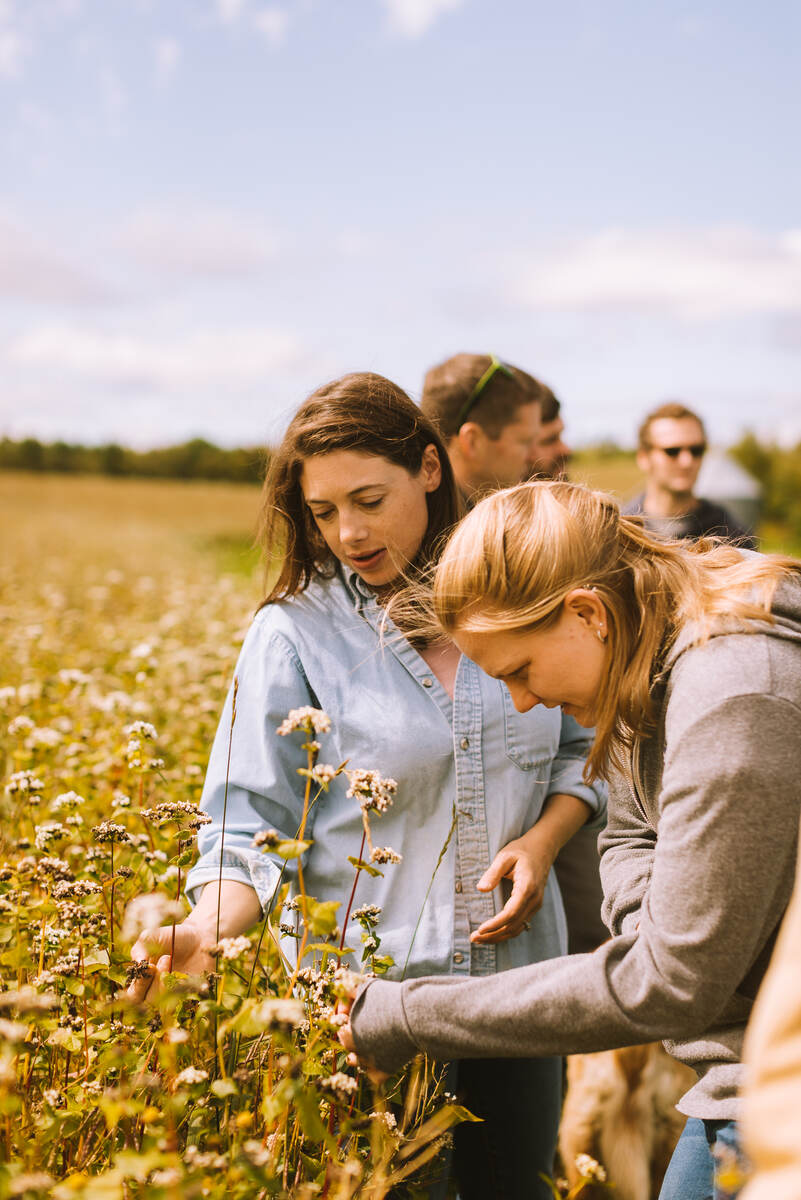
{"left": 453, "top": 951, "right": 465, "bottom": 964}
{"left": 422, "top": 676, "right": 433, "bottom": 688}
{"left": 460, "top": 737, "right": 469, "bottom": 750}
{"left": 455, "top": 879, "right": 463, "bottom": 893}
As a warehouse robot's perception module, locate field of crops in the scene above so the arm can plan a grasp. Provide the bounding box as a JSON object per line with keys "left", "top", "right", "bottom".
{"left": 1, "top": 472, "right": 491, "bottom": 1200}
{"left": 4, "top": 461, "right": 783, "bottom": 1200}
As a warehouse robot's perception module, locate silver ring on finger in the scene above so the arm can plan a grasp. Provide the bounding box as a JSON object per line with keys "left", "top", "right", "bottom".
{"left": 522, "top": 920, "right": 531, "bottom": 931}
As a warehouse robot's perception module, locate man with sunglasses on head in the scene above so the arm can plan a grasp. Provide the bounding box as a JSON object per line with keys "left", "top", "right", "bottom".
{"left": 420, "top": 352, "right": 546, "bottom": 507}
{"left": 624, "top": 402, "right": 756, "bottom": 547}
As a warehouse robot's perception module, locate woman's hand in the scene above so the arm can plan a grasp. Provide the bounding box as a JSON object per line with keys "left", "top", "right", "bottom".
{"left": 335, "top": 998, "right": 390, "bottom": 1087}
{"left": 470, "top": 826, "right": 557, "bottom": 945}
{"left": 128, "top": 922, "right": 216, "bottom": 1002}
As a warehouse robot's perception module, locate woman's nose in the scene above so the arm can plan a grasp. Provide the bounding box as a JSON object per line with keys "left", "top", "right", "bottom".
{"left": 338, "top": 510, "right": 368, "bottom": 545}
{"left": 508, "top": 681, "right": 537, "bottom": 713}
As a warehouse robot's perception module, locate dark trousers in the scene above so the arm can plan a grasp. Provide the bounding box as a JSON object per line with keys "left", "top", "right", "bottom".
{"left": 452, "top": 1055, "right": 562, "bottom": 1200}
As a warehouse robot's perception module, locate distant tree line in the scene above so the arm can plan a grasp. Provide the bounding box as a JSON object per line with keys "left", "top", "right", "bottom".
{"left": 0, "top": 437, "right": 267, "bottom": 484}
{"left": 731, "top": 434, "right": 801, "bottom": 541}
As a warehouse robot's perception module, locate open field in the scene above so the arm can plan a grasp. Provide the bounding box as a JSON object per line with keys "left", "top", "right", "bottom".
{"left": 0, "top": 472, "right": 467, "bottom": 1200}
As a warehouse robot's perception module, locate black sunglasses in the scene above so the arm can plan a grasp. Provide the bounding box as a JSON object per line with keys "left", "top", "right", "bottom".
{"left": 455, "top": 354, "right": 515, "bottom": 427}
{"left": 652, "top": 443, "right": 707, "bottom": 459}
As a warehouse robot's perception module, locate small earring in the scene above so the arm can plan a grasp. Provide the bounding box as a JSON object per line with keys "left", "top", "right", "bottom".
{"left": 597, "top": 628, "right": 607, "bottom": 643}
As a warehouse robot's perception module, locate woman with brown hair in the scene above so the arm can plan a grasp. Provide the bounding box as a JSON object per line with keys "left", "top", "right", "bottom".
{"left": 342, "top": 480, "right": 801, "bottom": 1200}
{"left": 130, "top": 376, "right": 606, "bottom": 1199}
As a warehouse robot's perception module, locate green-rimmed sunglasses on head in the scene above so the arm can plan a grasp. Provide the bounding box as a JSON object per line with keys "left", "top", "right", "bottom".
{"left": 455, "top": 354, "right": 515, "bottom": 427}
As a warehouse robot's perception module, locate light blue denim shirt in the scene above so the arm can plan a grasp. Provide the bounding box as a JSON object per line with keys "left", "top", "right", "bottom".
{"left": 185, "top": 567, "right": 606, "bottom": 981}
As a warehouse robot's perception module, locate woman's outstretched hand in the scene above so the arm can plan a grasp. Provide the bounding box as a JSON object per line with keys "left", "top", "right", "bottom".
{"left": 335, "top": 998, "right": 390, "bottom": 1086}
{"left": 128, "top": 922, "right": 216, "bottom": 1002}
{"left": 470, "top": 827, "right": 555, "bottom": 944}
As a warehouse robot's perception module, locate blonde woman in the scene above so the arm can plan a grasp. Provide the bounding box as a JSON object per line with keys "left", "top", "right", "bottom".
{"left": 342, "top": 480, "right": 801, "bottom": 1200}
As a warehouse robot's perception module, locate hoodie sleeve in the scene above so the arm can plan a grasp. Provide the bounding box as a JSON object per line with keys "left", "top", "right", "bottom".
{"left": 351, "top": 692, "right": 801, "bottom": 1074}
{"left": 598, "top": 770, "right": 657, "bottom": 937}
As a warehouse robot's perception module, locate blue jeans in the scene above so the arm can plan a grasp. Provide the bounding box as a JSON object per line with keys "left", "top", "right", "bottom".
{"left": 659, "top": 1119, "right": 747, "bottom": 1200}
{"left": 451, "top": 1056, "right": 562, "bottom": 1200}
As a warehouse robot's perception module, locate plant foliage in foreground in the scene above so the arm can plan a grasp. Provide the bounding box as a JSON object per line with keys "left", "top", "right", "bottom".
{"left": 0, "top": 530, "right": 473, "bottom": 1200}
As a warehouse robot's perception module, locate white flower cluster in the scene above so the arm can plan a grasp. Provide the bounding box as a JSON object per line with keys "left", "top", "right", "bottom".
{"left": 345, "top": 769, "right": 398, "bottom": 814}
{"left": 319, "top": 1072, "right": 358, "bottom": 1100}
{"left": 370, "top": 846, "right": 402, "bottom": 865}
{"left": 7, "top": 716, "right": 34, "bottom": 737}
{"left": 276, "top": 706, "right": 331, "bottom": 737}
{"left": 575, "top": 1154, "right": 607, "bottom": 1182}
{"left": 210, "top": 935, "right": 251, "bottom": 961}
{"left": 310, "top": 763, "right": 338, "bottom": 786}
{"left": 174, "top": 1066, "right": 209, "bottom": 1086}
{"left": 52, "top": 791, "right": 85, "bottom": 812}
{"left": 5, "top": 770, "right": 44, "bottom": 796}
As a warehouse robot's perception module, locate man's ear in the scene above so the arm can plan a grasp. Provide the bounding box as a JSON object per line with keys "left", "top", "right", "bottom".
{"left": 455, "top": 422, "right": 488, "bottom": 465}
{"left": 636, "top": 447, "right": 651, "bottom": 473}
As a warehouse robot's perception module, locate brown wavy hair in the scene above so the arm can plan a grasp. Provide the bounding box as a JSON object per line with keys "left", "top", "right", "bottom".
{"left": 433, "top": 480, "right": 799, "bottom": 780}
{"left": 258, "top": 372, "right": 461, "bottom": 605}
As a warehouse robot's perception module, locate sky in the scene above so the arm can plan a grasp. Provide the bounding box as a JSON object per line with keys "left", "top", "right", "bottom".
{"left": 1, "top": 0, "right": 799, "bottom": 449}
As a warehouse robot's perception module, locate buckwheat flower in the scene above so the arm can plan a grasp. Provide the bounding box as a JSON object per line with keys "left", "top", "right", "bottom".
{"left": 370, "top": 846, "right": 402, "bottom": 865}
{"left": 112, "top": 790, "right": 131, "bottom": 808}
{"left": 310, "top": 763, "right": 338, "bottom": 786}
{"left": 91, "top": 821, "right": 131, "bottom": 844}
{"left": 150, "top": 1169, "right": 182, "bottom": 1187}
{"left": 30, "top": 727, "right": 61, "bottom": 749}
{"left": 242, "top": 1140, "right": 271, "bottom": 1168}
{"left": 52, "top": 879, "right": 101, "bottom": 899}
{"left": 124, "top": 720, "right": 158, "bottom": 740}
{"left": 37, "top": 856, "right": 73, "bottom": 880}
{"left": 276, "top": 706, "right": 331, "bottom": 736}
{"left": 371, "top": 1110, "right": 397, "bottom": 1131}
{"left": 210, "top": 935, "right": 251, "bottom": 960}
{"left": 253, "top": 828, "right": 281, "bottom": 849}
{"left": 352, "top": 904, "right": 381, "bottom": 924}
{"left": 320, "top": 1072, "right": 359, "bottom": 1100}
{"left": 43, "top": 1089, "right": 63, "bottom": 1108}
{"left": 0, "top": 687, "right": 16, "bottom": 706}
{"left": 175, "top": 1066, "right": 208, "bottom": 1086}
{"left": 575, "top": 1154, "right": 607, "bottom": 1183}
{"left": 5, "top": 770, "right": 44, "bottom": 796}
{"left": 7, "top": 715, "right": 34, "bottom": 737}
{"left": 34, "top": 822, "right": 68, "bottom": 850}
{"left": 345, "top": 769, "right": 398, "bottom": 814}
{"left": 52, "top": 791, "right": 85, "bottom": 812}
{"left": 65, "top": 815, "right": 84, "bottom": 827}
{"left": 0, "top": 1018, "right": 30, "bottom": 1043}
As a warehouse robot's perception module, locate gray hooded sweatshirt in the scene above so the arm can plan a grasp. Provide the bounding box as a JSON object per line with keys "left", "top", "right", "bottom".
{"left": 350, "top": 570, "right": 801, "bottom": 1119}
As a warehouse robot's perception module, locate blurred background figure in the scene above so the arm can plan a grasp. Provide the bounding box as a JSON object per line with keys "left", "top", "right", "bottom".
{"left": 530, "top": 385, "right": 572, "bottom": 481}
{"left": 624, "top": 402, "right": 756, "bottom": 547}
{"left": 422, "top": 351, "right": 608, "bottom": 957}
{"left": 420, "top": 353, "right": 545, "bottom": 505}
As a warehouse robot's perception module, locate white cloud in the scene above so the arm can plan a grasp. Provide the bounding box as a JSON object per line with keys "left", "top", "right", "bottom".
{"left": 8, "top": 324, "right": 304, "bottom": 390}
{"left": 0, "top": 28, "right": 27, "bottom": 77}
{"left": 0, "top": 215, "right": 110, "bottom": 304}
{"left": 115, "top": 208, "right": 279, "bottom": 277}
{"left": 253, "top": 6, "right": 288, "bottom": 45}
{"left": 511, "top": 227, "right": 801, "bottom": 320}
{"left": 215, "top": 0, "right": 246, "bottom": 24}
{"left": 154, "top": 36, "right": 181, "bottom": 84}
{"left": 383, "top": 0, "right": 464, "bottom": 38}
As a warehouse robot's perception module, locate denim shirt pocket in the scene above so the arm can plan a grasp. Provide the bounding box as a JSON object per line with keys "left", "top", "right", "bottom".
{"left": 501, "top": 684, "right": 559, "bottom": 772}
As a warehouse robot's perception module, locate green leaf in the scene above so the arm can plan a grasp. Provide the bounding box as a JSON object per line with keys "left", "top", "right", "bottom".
{"left": 83, "top": 948, "right": 110, "bottom": 973}
{"left": 48, "top": 1027, "right": 84, "bottom": 1054}
{"left": 275, "top": 839, "right": 312, "bottom": 860}
{"left": 347, "top": 855, "right": 383, "bottom": 877}
{"left": 303, "top": 897, "right": 340, "bottom": 937}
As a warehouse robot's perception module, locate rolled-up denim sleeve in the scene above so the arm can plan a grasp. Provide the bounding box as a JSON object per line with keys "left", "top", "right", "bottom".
{"left": 545, "top": 712, "right": 607, "bottom": 829}
{"left": 184, "top": 616, "right": 317, "bottom": 912}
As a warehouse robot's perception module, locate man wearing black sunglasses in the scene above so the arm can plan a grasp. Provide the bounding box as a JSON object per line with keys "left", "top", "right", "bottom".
{"left": 624, "top": 402, "right": 756, "bottom": 547}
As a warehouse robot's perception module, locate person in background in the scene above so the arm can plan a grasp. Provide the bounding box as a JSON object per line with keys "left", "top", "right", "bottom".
{"left": 420, "top": 352, "right": 545, "bottom": 505}
{"left": 531, "top": 383, "right": 572, "bottom": 480}
{"left": 624, "top": 402, "right": 756, "bottom": 547}
{"left": 740, "top": 815, "right": 801, "bottom": 1200}
{"left": 422, "top": 355, "right": 606, "bottom": 956}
